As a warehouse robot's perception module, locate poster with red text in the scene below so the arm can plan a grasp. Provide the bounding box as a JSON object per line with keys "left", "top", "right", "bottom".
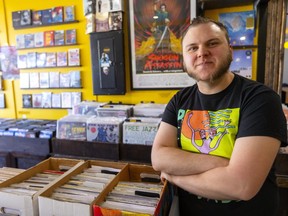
{"left": 129, "top": 0, "right": 196, "bottom": 89}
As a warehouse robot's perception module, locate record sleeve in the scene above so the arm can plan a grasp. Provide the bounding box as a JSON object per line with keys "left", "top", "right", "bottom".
{"left": 68, "top": 48, "right": 80, "bottom": 66}
{"left": 20, "top": 72, "right": 30, "bottom": 89}
{"left": 32, "top": 93, "right": 43, "bottom": 108}
{"left": 24, "top": 33, "right": 35, "bottom": 48}
{"left": 0, "top": 93, "right": 5, "bottom": 108}
{"left": 34, "top": 32, "right": 44, "bottom": 47}
{"left": 52, "top": 93, "right": 61, "bottom": 108}
{"left": 109, "top": 11, "right": 122, "bottom": 31}
{"left": 16, "top": 34, "right": 25, "bottom": 49}
{"left": 123, "top": 117, "right": 161, "bottom": 145}
{"left": 85, "top": 13, "right": 96, "bottom": 34}
{"left": 20, "top": 10, "right": 32, "bottom": 26}
{"left": 87, "top": 116, "right": 123, "bottom": 143}
{"left": 54, "top": 30, "right": 65, "bottom": 46}
{"left": 39, "top": 72, "right": 50, "bottom": 88}
{"left": 71, "top": 92, "right": 82, "bottom": 107}
{"left": 44, "top": 31, "right": 55, "bottom": 46}
{"left": 70, "top": 70, "right": 81, "bottom": 87}
{"left": 26, "top": 52, "right": 37, "bottom": 68}
{"left": 22, "top": 94, "right": 32, "bottom": 108}
{"left": 46, "top": 52, "right": 57, "bottom": 67}
{"left": 32, "top": 10, "right": 42, "bottom": 25}
{"left": 65, "top": 29, "right": 77, "bottom": 45}
{"left": 59, "top": 73, "right": 70, "bottom": 88}
{"left": 29, "top": 72, "right": 40, "bottom": 88}
{"left": 42, "top": 9, "right": 52, "bottom": 24}
{"left": 56, "top": 51, "right": 68, "bottom": 66}
{"left": 61, "top": 92, "right": 72, "bottom": 108}
{"left": 36, "top": 52, "right": 47, "bottom": 67}
{"left": 95, "top": 12, "right": 109, "bottom": 32}
{"left": 17, "top": 54, "right": 27, "bottom": 69}
{"left": 12, "top": 11, "right": 21, "bottom": 28}
{"left": 42, "top": 92, "right": 52, "bottom": 108}
{"left": 52, "top": 6, "right": 63, "bottom": 23}
{"left": 49, "top": 72, "right": 60, "bottom": 88}
{"left": 64, "top": 6, "right": 75, "bottom": 22}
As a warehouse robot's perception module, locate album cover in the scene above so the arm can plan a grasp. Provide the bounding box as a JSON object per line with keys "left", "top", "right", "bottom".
{"left": 46, "top": 52, "right": 57, "bottom": 67}
{"left": 65, "top": 29, "right": 77, "bottom": 44}
{"left": 61, "top": 92, "right": 72, "bottom": 108}
{"left": 22, "top": 94, "right": 32, "bottom": 108}
{"left": 54, "top": 30, "right": 65, "bottom": 46}
{"left": 32, "top": 93, "right": 43, "bottom": 108}
{"left": 17, "top": 54, "right": 27, "bottom": 69}
{"left": 16, "top": 34, "right": 25, "bottom": 49}
{"left": 36, "top": 52, "right": 47, "bottom": 67}
{"left": 26, "top": 52, "right": 37, "bottom": 68}
{"left": 20, "top": 72, "right": 30, "bottom": 89}
{"left": 12, "top": 11, "right": 21, "bottom": 28}
{"left": 85, "top": 13, "right": 95, "bottom": 34}
{"left": 52, "top": 93, "right": 61, "bottom": 108}
{"left": 230, "top": 49, "right": 252, "bottom": 79}
{"left": 20, "top": 10, "right": 32, "bottom": 26}
{"left": 56, "top": 51, "right": 68, "bottom": 66}
{"left": 71, "top": 92, "right": 82, "bottom": 107}
{"left": 34, "top": 32, "right": 44, "bottom": 47}
{"left": 42, "top": 92, "right": 52, "bottom": 108}
{"left": 0, "top": 93, "right": 5, "bottom": 108}
{"left": 95, "top": 12, "right": 109, "bottom": 32}
{"left": 24, "top": 33, "right": 35, "bottom": 48}
{"left": 70, "top": 70, "right": 81, "bottom": 87}
{"left": 29, "top": 72, "right": 40, "bottom": 88}
{"left": 49, "top": 72, "right": 60, "bottom": 88}
{"left": 64, "top": 5, "right": 75, "bottom": 22}
{"left": 39, "top": 72, "right": 50, "bottom": 88}
{"left": 84, "top": 0, "right": 96, "bottom": 15}
{"left": 97, "top": 0, "right": 124, "bottom": 13}
{"left": 59, "top": 73, "right": 70, "bottom": 88}
{"left": 109, "top": 11, "right": 122, "bottom": 30}
{"left": 42, "top": 9, "right": 52, "bottom": 24}
{"left": 32, "top": 10, "right": 42, "bottom": 25}
{"left": 52, "top": 6, "right": 64, "bottom": 23}
{"left": 68, "top": 48, "right": 80, "bottom": 66}
{"left": 44, "top": 30, "right": 55, "bottom": 46}
{"left": 219, "top": 11, "right": 255, "bottom": 46}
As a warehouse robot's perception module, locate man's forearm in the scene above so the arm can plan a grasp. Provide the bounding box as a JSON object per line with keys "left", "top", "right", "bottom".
{"left": 151, "top": 146, "right": 229, "bottom": 175}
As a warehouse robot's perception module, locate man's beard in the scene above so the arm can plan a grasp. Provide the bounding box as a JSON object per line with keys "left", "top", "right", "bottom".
{"left": 183, "top": 52, "right": 233, "bottom": 83}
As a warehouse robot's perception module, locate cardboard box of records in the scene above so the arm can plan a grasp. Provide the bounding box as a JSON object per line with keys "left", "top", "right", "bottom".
{"left": 0, "top": 157, "right": 83, "bottom": 216}
{"left": 93, "top": 163, "right": 172, "bottom": 216}
{"left": 38, "top": 160, "right": 128, "bottom": 216}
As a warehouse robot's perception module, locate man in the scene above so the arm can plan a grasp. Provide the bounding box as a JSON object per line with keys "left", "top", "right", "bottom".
{"left": 151, "top": 16, "right": 287, "bottom": 215}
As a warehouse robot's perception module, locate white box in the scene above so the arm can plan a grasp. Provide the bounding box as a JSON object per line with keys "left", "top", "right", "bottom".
{"left": 0, "top": 158, "right": 83, "bottom": 216}
{"left": 38, "top": 160, "right": 127, "bottom": 216}
{"left": 123, "top": 117, "right": 161, "bottom": 145}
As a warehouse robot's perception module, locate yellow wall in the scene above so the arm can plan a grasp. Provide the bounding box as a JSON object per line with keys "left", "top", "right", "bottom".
{"left": 0, "top": 0, "right": 256, "bottom": 120}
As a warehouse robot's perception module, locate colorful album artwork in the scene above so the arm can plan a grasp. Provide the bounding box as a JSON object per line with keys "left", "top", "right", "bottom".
{"left": 230, "top": 49, "right": 252, "bottom": 79}
{"left": 219, "top": 11, "right": 255, "bottom": 46}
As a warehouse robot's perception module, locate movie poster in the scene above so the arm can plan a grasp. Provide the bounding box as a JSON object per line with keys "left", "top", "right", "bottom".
{"left": 0, "top": 46, "right": 19, "bottom": 80}
{"left": 129, "top": 0, "right": 196, "bottom": 89}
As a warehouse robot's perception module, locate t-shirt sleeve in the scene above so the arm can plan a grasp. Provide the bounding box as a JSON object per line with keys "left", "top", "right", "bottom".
{"left": 237, "top": 88, "right": 287, "bottom": 146}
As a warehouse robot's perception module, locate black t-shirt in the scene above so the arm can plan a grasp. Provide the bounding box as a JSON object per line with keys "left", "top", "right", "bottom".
{"left": 162, "top": 74, "right": 287, "bottom": 215}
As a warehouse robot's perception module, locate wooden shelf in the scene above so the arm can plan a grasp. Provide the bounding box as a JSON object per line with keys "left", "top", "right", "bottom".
{"left": 14, "top": 20, "right": 79, "bottom": 30}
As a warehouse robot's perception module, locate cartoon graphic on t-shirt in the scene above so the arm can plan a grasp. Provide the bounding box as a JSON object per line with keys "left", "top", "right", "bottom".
{"left": 180, "top": 109, "right": 238, "bottom": 159}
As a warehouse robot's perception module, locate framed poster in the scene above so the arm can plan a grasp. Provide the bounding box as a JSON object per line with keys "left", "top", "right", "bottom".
{"left": 129, "top": 0, "right": 196, "bottom": 89}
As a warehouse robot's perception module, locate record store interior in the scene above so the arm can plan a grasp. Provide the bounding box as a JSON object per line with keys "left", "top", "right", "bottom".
{"left": 0, "top": 0, "right": 288, "bottom": 215}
